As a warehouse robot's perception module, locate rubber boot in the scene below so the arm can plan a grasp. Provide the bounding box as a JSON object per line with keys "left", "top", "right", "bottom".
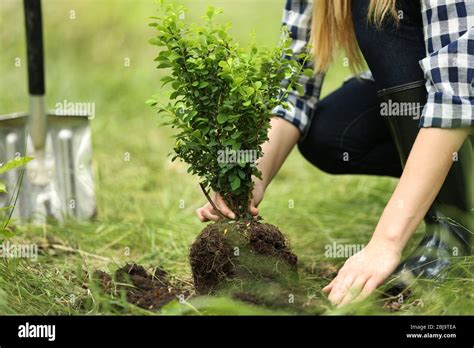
{"left": 378, "top": 82, "right": 473, "bottom": 286}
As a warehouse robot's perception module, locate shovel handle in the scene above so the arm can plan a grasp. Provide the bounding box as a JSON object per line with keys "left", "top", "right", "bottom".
{"left": 24, "top": 0, "right": 45, "bottom": 96}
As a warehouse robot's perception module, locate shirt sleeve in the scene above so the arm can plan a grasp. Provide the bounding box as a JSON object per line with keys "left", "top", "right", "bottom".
{"left": 271, "top": 0, "right": 325, "bottom": 135}
{"left": 419, "top": 0, "right": 474, "bottom": 128}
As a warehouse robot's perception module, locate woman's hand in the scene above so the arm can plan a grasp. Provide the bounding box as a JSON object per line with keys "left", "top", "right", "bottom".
{"left": 323, "top": 128, "right": 470, "bottom": 306}
{"left": 195, "top": 179, "right": 265, "bottom": 222}
{"left": 322, "top": 237, "right": 402, "bottom": 306}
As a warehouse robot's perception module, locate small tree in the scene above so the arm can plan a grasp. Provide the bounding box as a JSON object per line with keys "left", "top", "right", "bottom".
{"left": 148, "top": 2, "right": 309, "bottom": 220}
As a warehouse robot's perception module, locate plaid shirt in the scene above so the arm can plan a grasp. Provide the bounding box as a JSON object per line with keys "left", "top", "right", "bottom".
{"left": 272, "top": 0, "right": 474, "bottom": 133}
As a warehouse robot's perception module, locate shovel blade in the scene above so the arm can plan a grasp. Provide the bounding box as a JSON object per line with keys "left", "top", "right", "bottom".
{"left": 48, "top": 114, "right": 96, "bottom": 221}
{"left": 0, "top": 113, "right": 31, "bottom": 221}
{"left": 0, "top": 113, "right": 96, "bottom": 223}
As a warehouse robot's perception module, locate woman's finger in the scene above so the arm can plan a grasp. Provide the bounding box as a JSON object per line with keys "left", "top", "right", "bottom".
{"left": 322, "top": 278, "right": 337, "bottom": 293}
{"left": 356, "top": 277, "right": 379, "bottom": 302}
{"left": 249, "top": 201, "right": 259, "bottom": 216}
{"left": 211, "top": 195, "right": 235, "bottom": 219}
{"left": 195, "top": 208, "right": 208, "bottom": 222}
{"left": 338, "top": 274, "right": 370, "bottom": 306}
{"left": 328, "top": 273, "right": 355, "bottom": 305}
{"left": 201, "top": 208, "right": 220, "bottom": 222}
{"left": 216, "top": 203, "right": 236, "bottom": 219}
{"left": 323, "top": 265, "right": 348, "bottom": 293}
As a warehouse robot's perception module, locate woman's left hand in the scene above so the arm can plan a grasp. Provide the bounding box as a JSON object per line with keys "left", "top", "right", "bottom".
{"left": 322, "top": 238, "right": 402, "bottom": 306}
{"left": 322, "top": 128, "right": 470, "bottom": 307}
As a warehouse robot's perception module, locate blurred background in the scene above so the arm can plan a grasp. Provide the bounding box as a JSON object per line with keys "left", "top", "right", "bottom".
{"left": 2, "top": 0, "right": 463, "bottom": 315}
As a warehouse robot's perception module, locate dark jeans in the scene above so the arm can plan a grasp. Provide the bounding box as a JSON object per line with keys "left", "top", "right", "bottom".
{"left": 298, "top": 0, "right": 426, "bottom": 177}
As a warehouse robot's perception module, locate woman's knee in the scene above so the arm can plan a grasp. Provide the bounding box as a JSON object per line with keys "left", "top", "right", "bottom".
{"left": 297, "top": 134, "right": 346, "bottom": 175}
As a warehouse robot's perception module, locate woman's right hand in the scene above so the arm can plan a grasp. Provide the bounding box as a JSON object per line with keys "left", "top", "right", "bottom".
{"left": 195, "top": 180, "right": 265, "bottom": 222}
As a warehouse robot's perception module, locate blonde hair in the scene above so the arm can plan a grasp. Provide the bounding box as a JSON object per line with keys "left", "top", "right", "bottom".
{"left": 312, "top": 0, "right": 398, "bottom": 73}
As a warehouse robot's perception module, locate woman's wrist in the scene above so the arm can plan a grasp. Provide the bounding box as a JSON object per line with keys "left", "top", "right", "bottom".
{"left": 369, "top": 203, "right": 422, "bottom": 254}
{"left": 369, "top": 128, "right": 470, "bottom": 255}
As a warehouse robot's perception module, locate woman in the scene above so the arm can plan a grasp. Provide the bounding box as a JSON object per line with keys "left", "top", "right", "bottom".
{"left": 197, "top": 0, "right": 473, "bottom": 306}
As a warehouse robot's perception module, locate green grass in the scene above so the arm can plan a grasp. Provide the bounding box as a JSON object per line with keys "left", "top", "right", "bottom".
{"left": 0, "top": 0, "right": 472, "bottom": 315}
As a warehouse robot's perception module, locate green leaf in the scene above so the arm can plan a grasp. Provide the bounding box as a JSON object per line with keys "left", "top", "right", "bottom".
{"left": 171, "top": 81, "right": 181, "bottom": 90}
{"left": 304, "top": 68, "right": 315, "bottom": 78}
{"left": 231, "top": 131, "right": 242, "bottom": 139}
{"left": 160, "top": 75, "right": 175, "bottom": 86}
{"left": 0, "top": 228, "right": 15, "bottom": 239}
{"left": 206, "top": 6, "right": 215, "bottom": 20}
{"left": 198, "top": 81, "right": 209, "bottom": 89}
{"left": 245, "top": 87, "right": 255, "bottom": 96}
{"left": 229, "top": 175, "right": 241, "bottom": 190}
{"left": 216, "top": 114, "right": 228, "bottom": 124}
{"left": 217, "top": 30, "right": 227, "bottom": 40}
{"left": 0, "top": 157, "right": 32, "bottom": 174}
{"left": 0, "top": 182, "right": 6, "bottom": 193}
{"left": 224, "top": 138, "right": 236, "bottom": 147}
{"left": 234, "top": 77, "right": 243, "bottom": 85}
{"left": 218, "top": 61, "right": 228, "bottom": 69}
{"left": 191, "top": 129, "right": 201, "bottom": 138}
{"left": 148, "top": 37, "right": 161, "bottom": 46}
{"left": 168, "top": 52, "right": 181, "bottom": 61}
{"left": 156, "top": 62, "right": 172, "bottom": 69}
{"left": 296, "top": 84, "right": 305, "bottom": 96}
{"left": 145, "top": 99, "right": 157, "bottom": 106}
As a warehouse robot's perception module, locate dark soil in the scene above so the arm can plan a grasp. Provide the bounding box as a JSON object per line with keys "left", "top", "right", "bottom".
{"left": 190, "top": 220, "right": 298, "bottom": 294}
{"left": 94, "top": 263, "right": 186, "bottom": 311}
{"left": 304, "top": 261, "right": 339, "bottom": 279}
{"left": 233, "top": 292, "right": 264, "bottom": 306}
{"left": 92, "top": 221, "right": 300, "bottom": 311}
{"left": 382, "top": 287, "right": 413, "bottom": 311}
{"left": 94, "top": 270, "right": 113, "bottom": 292}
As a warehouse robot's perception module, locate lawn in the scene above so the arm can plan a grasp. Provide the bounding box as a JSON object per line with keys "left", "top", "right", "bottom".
{"left": 0, "top": 0, "right": 472, "bottom": 315}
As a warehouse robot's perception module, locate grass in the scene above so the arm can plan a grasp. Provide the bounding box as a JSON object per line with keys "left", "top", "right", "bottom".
{"left": 0, "top": 0, "right": 472, "bottom": 315}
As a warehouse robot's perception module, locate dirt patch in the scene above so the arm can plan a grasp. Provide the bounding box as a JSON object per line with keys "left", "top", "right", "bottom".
{"left": 92, "top": 221, "right": 299, "bottom": 311}
{"left": 190, "top": 221, "right": 298, "bottom": 294}
{"left": 233, "top": 292, "right": 264, "bottom": 306}
{"left": 94, "top": 270, "right": 113, "bottom": 292}
{"left": 304, "top": 261, "right": 339, "bottom": 279}
{"left": 382, "top": 287, "right": 415, "bottom": 311}
{"left": 94, "top": 263, "right": 186, "bottom": 311}
{"left": 91, "top": 222, "right": 326, "bottom": 312}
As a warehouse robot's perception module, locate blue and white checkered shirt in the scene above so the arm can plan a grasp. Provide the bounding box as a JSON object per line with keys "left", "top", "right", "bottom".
{"left": 272, "top": 0, "right": 474, "bottom": 132}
